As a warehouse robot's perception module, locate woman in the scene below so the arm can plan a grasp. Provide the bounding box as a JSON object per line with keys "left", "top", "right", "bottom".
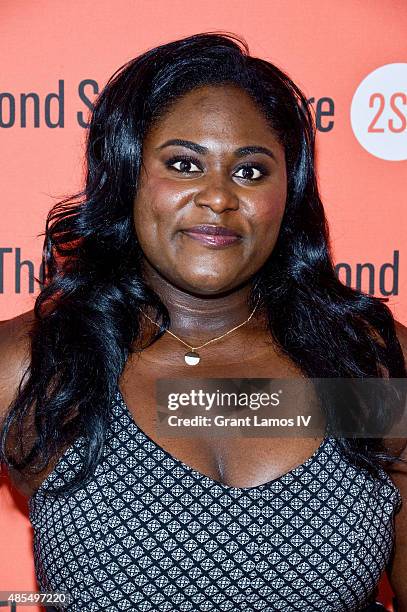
{"left": 1, "top": 32, "right": 407, "bottom": 611}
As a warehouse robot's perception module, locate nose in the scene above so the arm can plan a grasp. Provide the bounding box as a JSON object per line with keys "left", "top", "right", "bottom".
{"left": 193, "top": 176, "right": 239, "bottom": 213}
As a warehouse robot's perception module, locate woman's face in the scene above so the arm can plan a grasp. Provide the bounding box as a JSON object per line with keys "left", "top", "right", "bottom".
{"left": 133, "top": 84, "right": 287, "bottom": 296}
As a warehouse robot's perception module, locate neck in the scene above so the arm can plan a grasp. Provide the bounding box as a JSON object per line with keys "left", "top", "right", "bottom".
{"left": 140, "top": 260, "right": 265, "bottom": 346}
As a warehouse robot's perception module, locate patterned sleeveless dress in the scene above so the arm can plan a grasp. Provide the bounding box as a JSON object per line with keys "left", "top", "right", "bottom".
{"left": 28, "top": 388, "right": 402, "bottom": 611}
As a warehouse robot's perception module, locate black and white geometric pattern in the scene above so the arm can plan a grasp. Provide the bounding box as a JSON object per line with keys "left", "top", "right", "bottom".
{"left": 29, "top": 389, "right": 402, "bottom": 611}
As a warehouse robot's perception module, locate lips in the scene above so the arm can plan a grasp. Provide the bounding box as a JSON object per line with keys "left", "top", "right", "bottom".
{"left": 181, "top": 225, "right": 242, "bottom": 248}
{"left": 182, "top": 224, "right": 241, "bottom": 237}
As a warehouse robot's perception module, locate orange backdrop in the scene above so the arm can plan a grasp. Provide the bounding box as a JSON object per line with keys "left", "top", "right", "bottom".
{"left": 1, "top": 1, "right": 406, "bottom": 610}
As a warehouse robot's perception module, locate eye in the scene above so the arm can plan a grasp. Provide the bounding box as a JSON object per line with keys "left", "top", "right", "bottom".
{"left": 233, "top": 164, "right": 267, "bottom": 181}
{"left": 165, "top": 155, "right": 202, "bottom": 174}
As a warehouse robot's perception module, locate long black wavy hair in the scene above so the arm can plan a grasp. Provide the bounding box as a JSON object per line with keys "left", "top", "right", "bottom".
{"left": 1, "top": 31, "right": 406, "bottom": 498}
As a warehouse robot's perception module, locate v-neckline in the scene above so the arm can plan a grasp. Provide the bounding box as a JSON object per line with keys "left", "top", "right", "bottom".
{"left": 115, "top": 387, "right": 331, "bottom": 492}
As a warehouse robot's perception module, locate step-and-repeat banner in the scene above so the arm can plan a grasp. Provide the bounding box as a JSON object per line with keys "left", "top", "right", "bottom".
{"left": 1, "top": 1, "right": 406, "bottom": 609}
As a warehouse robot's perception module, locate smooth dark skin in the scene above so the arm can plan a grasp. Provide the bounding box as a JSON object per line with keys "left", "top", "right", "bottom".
{"left": 1, "top": 84, "right": 407, "bottom": 605}
{"left": 123, "top": 84, "right": 324, "bottom": 487}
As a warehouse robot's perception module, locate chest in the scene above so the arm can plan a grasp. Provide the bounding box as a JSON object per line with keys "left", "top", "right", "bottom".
{"left": 14, "top": 337, "right": 321, "bottom": 497}
{"left": 119, "top": 347, "right": 324, "bottom": 488}
{"left": 29, "top": 419, "right": 392, "bottom": 611}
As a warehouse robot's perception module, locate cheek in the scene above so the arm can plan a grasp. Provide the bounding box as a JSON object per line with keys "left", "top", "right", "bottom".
{"left": 250, "top": 187, "right": 287, "bottom": 246}
{"left": 134, "top": 178, "right": 188, "bottom": 229}
{"left": 133, "top": 181, "right": 172, "bottom": 239}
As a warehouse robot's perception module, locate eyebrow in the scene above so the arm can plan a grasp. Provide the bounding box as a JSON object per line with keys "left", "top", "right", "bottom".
{"left": 156, "top": 139, "right": 276, "bottom": 160}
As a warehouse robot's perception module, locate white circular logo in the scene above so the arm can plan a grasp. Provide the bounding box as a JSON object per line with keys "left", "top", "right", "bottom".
{"left": 350, "top": 63, "right": 407, "bottom": 161}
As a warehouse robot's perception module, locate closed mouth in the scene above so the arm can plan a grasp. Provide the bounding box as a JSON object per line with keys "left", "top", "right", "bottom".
{"left": 182, "top": 224, "right": 241, "bottom": 238}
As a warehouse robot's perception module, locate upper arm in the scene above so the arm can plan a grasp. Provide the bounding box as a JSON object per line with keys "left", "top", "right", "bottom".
{"left": 387, "top": 318, "right": 407, "bottom": 609}
{"left": 0, "top": 309, "right": 35, "bottom": 429}
{"left": 394, "top": 319, "right": 407, "bottom": 368}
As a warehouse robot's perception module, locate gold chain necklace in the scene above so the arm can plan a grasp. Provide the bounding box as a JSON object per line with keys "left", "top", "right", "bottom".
{"left": 138, "top": 297, "right": 261, "bottom": 365}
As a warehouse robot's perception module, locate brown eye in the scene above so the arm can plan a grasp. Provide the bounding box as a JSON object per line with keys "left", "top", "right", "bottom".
{"left": 165, "top": 155, "right": 202, "bottom": 173}
{"left": 234, "top": 165, "right": 266, "bottom": 181}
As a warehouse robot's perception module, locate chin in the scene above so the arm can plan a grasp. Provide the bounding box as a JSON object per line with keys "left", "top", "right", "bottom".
{"left": 177, "top": 278, "right": 240, "bottom": 297}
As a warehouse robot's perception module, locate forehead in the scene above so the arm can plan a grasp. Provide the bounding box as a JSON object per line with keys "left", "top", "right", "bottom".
{"left": 145, "top": 85, "right": 279, "bottom": 146}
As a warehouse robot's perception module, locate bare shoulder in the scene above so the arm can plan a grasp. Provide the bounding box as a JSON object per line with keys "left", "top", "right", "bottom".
{"left": 0, "top": 309, "right": 35, "bottom": 426}
{"left": 378, "top": 319, "right": 407, "bottom": 457}
{"left": 386, "top": 317, "right": 407, "bottom": 607}
{"left": 394, "top": 318, "right": 407, "bottom": 355}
